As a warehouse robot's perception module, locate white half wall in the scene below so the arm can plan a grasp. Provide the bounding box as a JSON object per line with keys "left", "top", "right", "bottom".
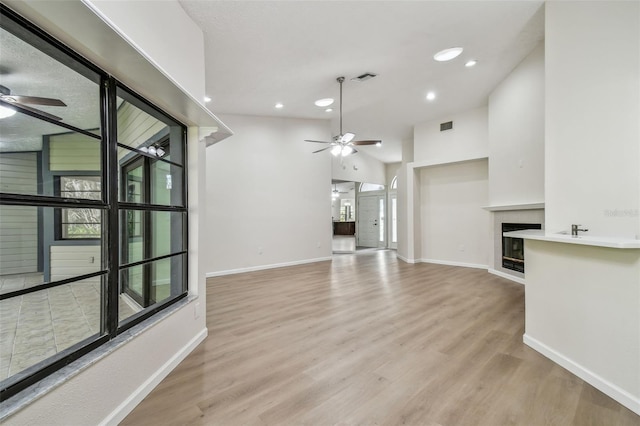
{"left": 205, "top": 114, "right": 333, "bottom": 275}
{"left": 488, "top": 42, "right": 545, "bottom": 207}
{"left": 545, "top": 1, "right": 640, "bottom": 238}
{"left": 419, "top": 159, "right": 490, "bottom": 268}
{"left": 524, "top": 240, "right": 640, "bottom": 414}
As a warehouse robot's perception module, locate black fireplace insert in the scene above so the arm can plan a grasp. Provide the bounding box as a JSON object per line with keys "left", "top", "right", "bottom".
{"left": 502, "top": 223, "right": 542, "bottom": 273}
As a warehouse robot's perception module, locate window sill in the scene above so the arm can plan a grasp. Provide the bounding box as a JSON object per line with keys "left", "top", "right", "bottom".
{"left": 0, "top": 294, "right": 198, "bottom": 421}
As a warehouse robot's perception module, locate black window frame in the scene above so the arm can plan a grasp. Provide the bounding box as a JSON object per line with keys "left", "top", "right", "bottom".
{"left": 0, "top": 5, "right": 189, "bottom": 401}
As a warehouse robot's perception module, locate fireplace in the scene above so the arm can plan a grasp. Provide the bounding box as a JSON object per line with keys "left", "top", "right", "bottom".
{"left": 502, "top": 223, "right": 541, "bottom": 273}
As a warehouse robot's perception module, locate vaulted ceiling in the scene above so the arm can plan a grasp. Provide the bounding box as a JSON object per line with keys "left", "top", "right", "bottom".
{"left": 180, "top": 1, "right": 545, "bottom": 163}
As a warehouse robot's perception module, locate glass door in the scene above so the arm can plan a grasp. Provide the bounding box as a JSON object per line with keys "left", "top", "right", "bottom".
{"left": 121, "top": 158, "right": 146, "bottom": 305}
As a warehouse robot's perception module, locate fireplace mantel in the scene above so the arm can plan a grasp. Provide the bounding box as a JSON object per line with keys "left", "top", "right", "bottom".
{"left": 483, "top": 203, "right": 544, "bottom": 212}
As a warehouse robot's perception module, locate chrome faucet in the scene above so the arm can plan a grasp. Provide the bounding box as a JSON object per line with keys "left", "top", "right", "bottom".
{"left": 571, "top": 224, "right": 588, "bottom": 236}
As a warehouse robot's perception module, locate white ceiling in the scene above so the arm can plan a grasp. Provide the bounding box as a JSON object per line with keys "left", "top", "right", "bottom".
{"left": 179, "top": 1, "right": 545, "bottom": 163}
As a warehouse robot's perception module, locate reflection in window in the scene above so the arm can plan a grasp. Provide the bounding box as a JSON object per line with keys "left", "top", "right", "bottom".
{"left": 57, "top": 177, "right": 102, "bottom": 239}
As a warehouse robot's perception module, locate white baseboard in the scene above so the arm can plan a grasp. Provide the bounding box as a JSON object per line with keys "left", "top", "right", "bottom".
{"left": 396, "top": 254, "right": 417, "bottom": 264}
{"left": 488, "top": 268, "right": 525, "bottom": 285}
{"left": 206, "top": 256, "right": 332, "bottom": 278}
{"left": 420, "top": 258, "right": 488, "bottom": 270}
{"left": 101, "top": 328, "right": 208, "bottom": 426}
{"left": 523, "top": 334, "right": 640, "bottom": 416}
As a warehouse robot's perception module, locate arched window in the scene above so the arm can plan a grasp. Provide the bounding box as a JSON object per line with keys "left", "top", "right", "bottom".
{"left": 359, "top": 182, "right": 385, "bottom": 192}
{"left": 391, "top": 176, "right": 398, "bottom": 189}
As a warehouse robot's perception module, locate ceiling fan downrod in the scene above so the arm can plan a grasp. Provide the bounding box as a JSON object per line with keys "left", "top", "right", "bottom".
{"left": 337, "top": 76, "right": 344, "bottom": 138}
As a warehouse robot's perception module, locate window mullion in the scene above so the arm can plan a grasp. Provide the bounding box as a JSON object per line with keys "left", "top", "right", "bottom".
{"left": 104, "top": 77, "right": 120, "bottom": 337}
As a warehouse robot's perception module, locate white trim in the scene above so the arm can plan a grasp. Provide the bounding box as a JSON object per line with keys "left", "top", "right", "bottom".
{"left": 100, "top": 328, "right": 208, "bottom": 426}
{"left": 488, "top": 268, "right": 525, "bottom": 285}
{"left": 396, "top": 254, "right": 417, "bottom": 264}
{"left": 420, "top": 258, "right": 488, "bottom": 270}
{"left": 523, "top": 334, "right": 640, "bottom": 416}
{"left": 206, "top": 256, "right": 332, "bottom": 278}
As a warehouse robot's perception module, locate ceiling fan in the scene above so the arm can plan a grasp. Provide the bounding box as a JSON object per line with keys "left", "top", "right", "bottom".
{"left": 0, "top": 84, "right": 67, "bottom": 121}
{"left": 331, "top": 183, "right": 349, "bottom": 198}
{"left": 305, "top": 76, "right": 381, "bottom": 156}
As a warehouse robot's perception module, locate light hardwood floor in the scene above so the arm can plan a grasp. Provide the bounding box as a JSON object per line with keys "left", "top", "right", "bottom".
{"left": 122, "top": 250, "right": 639, "bottom": 425}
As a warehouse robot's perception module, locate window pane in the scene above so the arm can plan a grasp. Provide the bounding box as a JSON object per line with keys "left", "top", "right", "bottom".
{"left": 120, "top": 210, "right": 184, "bottom": 264}
{"left": 116, "top": 90, "right": 184, "bottom": 167}
{"left": 0, "top": 277, "right": 103, "bottom": 382}
{"left": 0, "top": 26, "right": 101, "bottom": 133}
{"left": 0, "top": 205, "right": 104, "bottom": 290}
{"left": 392, "top": 198, "right": 397, "bottom": 243}
{"left": 117, "top": 145, "right": 183, "bottom": 207}
{"left": 151, "top": 159, "right": 183, "bottom": 206}
{"left": 59, "top": 176, "right": 101, "bottom": 200}
{"left": 60, "top": 208, "right": 102, "bottom": 239}
{"left": 151, "top": 211, "right": 185, "bottom": 257}
{"left": 0, "top": 121, "right": 101, "bottom": 198}
{"left": 119, "top": 254, "right": 185, "bottom": 325}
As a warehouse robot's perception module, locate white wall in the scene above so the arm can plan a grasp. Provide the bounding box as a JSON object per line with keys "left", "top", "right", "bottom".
{"left": 520, "top": 1, "right": 640, "bottom": 415}
{"left": 205, "top": 114, "right": 332, "bottom": 275}
{"left": 488, "top": 43, "right": 545, "bottom": 207}
{"left": 414, "top": 107, "right": 489, "bottom": 165}
{"left": 545, "top": 1, "right": 640, "bottom": 238}
{"left": 331, "top": 149, "right": 386, "bottom": 185}
{"left": 385, "top": 162, "right": 401, "bottom": 186}
{"left": 84, "top": 0, "right": 206, "bottom": 104}
{"left": 420, "top": 159, "right": 490, "bottom": 268}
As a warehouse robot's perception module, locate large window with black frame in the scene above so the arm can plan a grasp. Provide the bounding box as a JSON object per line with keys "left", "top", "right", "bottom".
{"left": 0, "top": 6, "right": 188, "bottom": 400}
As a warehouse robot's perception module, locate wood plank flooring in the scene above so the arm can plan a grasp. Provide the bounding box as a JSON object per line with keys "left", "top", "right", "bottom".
{"left": 121, "top": 250, "right": 640, "bottom": 425}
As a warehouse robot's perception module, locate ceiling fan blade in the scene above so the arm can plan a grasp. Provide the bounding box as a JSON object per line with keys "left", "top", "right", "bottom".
{"left": 312, "top": 146, "right": 331, "bottom": 154}
{"left": 8, "top": 101, "right": 63, "bottom": 121}
{"left": 304, "top": 139, "right": 331, "bottom": 144}
{"left": 352, "top": 140, "right": 381, "bottom": 146}
{"left": 1, "top": 94, "right": 66, "bottom": 107}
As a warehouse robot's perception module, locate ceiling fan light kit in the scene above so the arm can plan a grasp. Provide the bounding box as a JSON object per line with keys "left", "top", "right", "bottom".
{"left": 305, "top": 76, "right": 382, "bottom": 157}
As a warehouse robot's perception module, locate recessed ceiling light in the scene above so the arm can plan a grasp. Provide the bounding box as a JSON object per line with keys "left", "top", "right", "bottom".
{"left": 325, "top": 108, "right": 333, "bottom": 112}
{"left": 465, "top": 60, "right": 477, "bottom": 67}
{"left": 204, "top": 96, "right": 212, "bottom": 103}
{"left": 426, "top": 91, "right": 436, "bottom": 101}
{"left": 434, "top": 47, "right": 463, "bottom": 62}
{"left": 315, "top": 98, "right": 334, "bottom": 107}
{"left": 275, "top": 103, "right": 284, "bottom": 109}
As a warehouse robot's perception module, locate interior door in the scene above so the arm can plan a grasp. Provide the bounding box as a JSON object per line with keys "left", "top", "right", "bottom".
{"left": 358, "top": 195, "right": 382, "bottom": 248}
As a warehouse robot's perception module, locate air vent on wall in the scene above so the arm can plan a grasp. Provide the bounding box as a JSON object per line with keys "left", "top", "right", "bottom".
{"left": 440, "top": 121, "right": 453, "bottom": 131}
{"left": 351, "top": 73, "right": 377, "bottom": 82}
